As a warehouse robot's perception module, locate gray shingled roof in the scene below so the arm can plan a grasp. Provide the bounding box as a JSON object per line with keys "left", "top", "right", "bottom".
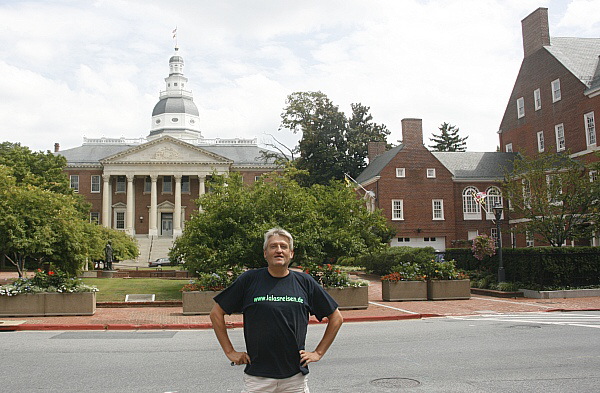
{"left": 356, "top": 147, "right": 517, "bottom": 183}
{"left": 545, "top": 37, "right": 600, "bottom": 90}
{"left": 56, "top": 142, "right": 283, "bottom": 166}
{"left": 432, "top": 152, "right": 517, "bottom": 180}
{"left": 355, "top": 144, "right": 404, "bottom": 183}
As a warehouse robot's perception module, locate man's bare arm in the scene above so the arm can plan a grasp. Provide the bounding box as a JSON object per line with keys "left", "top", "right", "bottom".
{"left": 299, "top": 308, "right": 343, "bottom": 365}
{"left": 210, "top": 303, "right": 250, "bottom": 365}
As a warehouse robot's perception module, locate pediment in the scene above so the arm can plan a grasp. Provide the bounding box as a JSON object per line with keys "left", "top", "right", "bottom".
{"left": 100, "top": 136, "right": 232, "bottom": 165}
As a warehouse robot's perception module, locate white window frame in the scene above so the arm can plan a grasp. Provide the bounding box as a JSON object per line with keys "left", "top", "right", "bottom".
{"left": 537, "top": 131, "right": 545, "bottom": 152}
{"left": 505, "top": 143, "right": 513, "bottom": 152}
{"left": 522, "top": 179, "right": 532, "bottom": 208}
{"left": 485, "top": 186, "right": 503, "bottom": 220}
{"left": 517, "top": 97, "right": 525, "bottom": 118}
{"left": 90, "top": 212, "right": 100, "bottom": 224}
{"left": 396, "top": 168, "right": 406, "bottom": 178}
{"left": 144, "top": 176, "right": 151, "bottom": 193}
{"left": 70, "top": 175, "right": 79, "bottom": 193}
{"left": 462, "top": 186, "right": 481, "bottom": 220}
{"left": 555, "top": 124, "right": 565, "bottom": 152}
{"left": 432, "top": 199, "right": 444, "bottom": 220}
{"left": 546, "top": 174, "right": 563, "bottom": 205}
{"left": 491, "top": 227, "right": 498, "bottom": 246}
{"left": 182, "top": 175, "right": 190, "bottom": 193}
{"left": 91, "top": 175, "right": 101, "bottom": 193}
{"left": 526, "top": 231, "right": 534, "bottom": 247}
{"left": 114, "top": 210, "right": 126, "bottom": 230}
{"left": 162, "top": 175, "right": 172, "bottom": 193}
{"left": 584, "top": 112, "right": 596, "bottom": 146}
{"left": 590, "top": 170, "right": 598, "bottom": 182}
{"left": 391, "top": 199, "right": 404, "bottom": 221}
{"left": 468, "top": 230, "right": 479, "bottom": 240}
{"left": 551, "top": 79, "right": 561, "bottom": 102}
{"left": 426, "top": 168, "right": 436, "bottom": 178}
{"left": 115, "top": 176, "right": 126, "bottom": 193}
{"left": 534, "top": 88, "right": 541, "bottom": 111}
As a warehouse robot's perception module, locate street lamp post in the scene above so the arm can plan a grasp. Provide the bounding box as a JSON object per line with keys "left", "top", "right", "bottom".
{"left": 493, "top": 204, "right": 505, "bottom": 283}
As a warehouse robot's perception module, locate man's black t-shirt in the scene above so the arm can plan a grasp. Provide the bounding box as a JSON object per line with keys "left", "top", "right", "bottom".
{"left": 214, "top": 268, "right": 338, "bottom": 379}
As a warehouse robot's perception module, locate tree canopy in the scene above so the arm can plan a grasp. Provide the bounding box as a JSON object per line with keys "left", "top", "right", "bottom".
{"left": 0, "top": 143, "right": 138, "bottom": 276}
{"left": 170, "top": 170, "right": 394, "bottom": 273}
{"left": 279, "top": 91, "right": 389, "bottom": 185}
{"left": 428, "top": 122, "right": 468, "bottom": 152}
{"left": 502, "top": 152, "right": 600, "bottom": 246}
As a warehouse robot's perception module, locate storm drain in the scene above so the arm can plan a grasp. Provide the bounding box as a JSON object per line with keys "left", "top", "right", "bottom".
{"left": 370, "top": 378, "right": 421, "bottom": 389}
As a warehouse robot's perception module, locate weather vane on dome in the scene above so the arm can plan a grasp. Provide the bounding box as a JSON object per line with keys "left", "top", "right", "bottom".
{"left": 172, "top": 26, "right": 178, "bottom": 48}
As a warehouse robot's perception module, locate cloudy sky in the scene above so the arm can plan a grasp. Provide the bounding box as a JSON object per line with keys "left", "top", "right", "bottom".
{"left": 1, "top": 0, "right": 599, "bottom": 153}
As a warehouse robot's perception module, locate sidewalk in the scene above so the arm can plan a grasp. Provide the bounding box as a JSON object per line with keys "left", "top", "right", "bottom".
{"left": 1, "top": 272, "right": 599, "bottom": 331}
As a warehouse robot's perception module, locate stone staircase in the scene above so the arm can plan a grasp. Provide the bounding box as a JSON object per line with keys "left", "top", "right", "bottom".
{"left": 135, "top": 235, "right": 175, "bottom": 263}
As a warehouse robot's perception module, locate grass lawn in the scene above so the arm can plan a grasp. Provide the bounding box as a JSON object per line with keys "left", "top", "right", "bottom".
{"left": 81, "top": 278, "right": 187, "bottom": 302}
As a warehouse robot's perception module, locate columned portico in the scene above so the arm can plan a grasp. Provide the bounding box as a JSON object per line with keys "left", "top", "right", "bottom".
{"left": 102, "top": 174, "right": 111, "bottom": 227}
{"left": 149, "top": 175, "right": 158, "bottom": 236}
{"left": 126, "top": 174, "right": 135, "bottom": 235}
{"left": 173, "top": 175, "right": 182, "bottom": 236}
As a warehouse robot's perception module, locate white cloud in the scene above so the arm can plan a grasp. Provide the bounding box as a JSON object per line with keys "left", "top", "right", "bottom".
{"left": 0, "top": 0, "right": 592, "bottom": 154}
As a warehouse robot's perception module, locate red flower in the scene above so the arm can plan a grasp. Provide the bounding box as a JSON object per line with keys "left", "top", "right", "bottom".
{"left": 48, "top": 271, "right": 55, "bottom": 275}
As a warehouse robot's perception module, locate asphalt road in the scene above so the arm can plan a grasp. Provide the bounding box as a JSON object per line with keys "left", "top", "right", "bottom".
{"left": 1, "top": 312, "right": 599, "bottom": 392}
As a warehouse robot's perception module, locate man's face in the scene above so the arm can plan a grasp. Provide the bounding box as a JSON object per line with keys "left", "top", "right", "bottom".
{"left": 264, "top": 234, "right": 294, "bottom": 268}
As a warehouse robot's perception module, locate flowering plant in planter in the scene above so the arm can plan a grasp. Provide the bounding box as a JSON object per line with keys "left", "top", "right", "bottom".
{"left": 0, "top": 269, "right": 98, "bottom": 296}
{"left": 422, "top": 259, "right": 468, "bottom": 280}
{"left": 299, "top": 263, "right": 368, "bottom": 288}
{"left": 381, "top": 263, "right": 425, "bottom": 282}
{"left": 181, "top": 268, "right": 243, "bottom": 292}
{"left": 472, "top": 234, "right": 496, "bottom": 260}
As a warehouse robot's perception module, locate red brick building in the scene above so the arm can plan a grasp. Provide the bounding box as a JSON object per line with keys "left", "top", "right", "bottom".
{"left": 499, "top": 7, "right": 600, "bottom": 163}
{"left": 356, "top": 118, "right": 515, "bottom": 251}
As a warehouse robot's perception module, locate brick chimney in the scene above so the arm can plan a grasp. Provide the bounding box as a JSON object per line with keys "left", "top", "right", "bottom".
{"left": 522, "top": 7, "right": 550, "bottom": 58}
{"left": 54, "top": 143, "right": 60, "bottom": 152}
{"left": 401, "top": 118, "right": 423, "bottom": 147}
{"left": 368, "top": 141, "right": 387, "bottom": 161}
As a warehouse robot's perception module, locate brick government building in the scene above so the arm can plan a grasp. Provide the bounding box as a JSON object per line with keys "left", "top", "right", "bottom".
{"left": 57, "top": 7, "right": 599, "bottom": 255}
{"left": 356, "top": 8, "right": 600, "bottom": 250}
{"left": 55, "top": 46, "right": 283, "bottom": 248}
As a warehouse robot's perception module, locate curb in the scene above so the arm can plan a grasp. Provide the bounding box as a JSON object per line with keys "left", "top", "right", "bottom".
{"left": 2, "top": 314, "right": 436, "bottom": 331}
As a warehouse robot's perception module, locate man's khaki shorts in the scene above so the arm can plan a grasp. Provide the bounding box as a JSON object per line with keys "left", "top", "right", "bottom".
{"left": 242, "top": 372, "right": 309, "bottom": 393}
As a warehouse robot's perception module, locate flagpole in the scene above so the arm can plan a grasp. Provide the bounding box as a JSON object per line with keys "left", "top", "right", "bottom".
{"left": 344, "top": 173, "right": 375, "bottom": 199}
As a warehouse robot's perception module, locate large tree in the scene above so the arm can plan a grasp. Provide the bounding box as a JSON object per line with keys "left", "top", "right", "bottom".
{"left": 428, "top": 122, "right": 468, "bottom": 152}
{"left": 279, "top": 92, "right": 389, "bottom": 185}
{"left": 502, "top": 152, "right": 600, "bottom": 246}
{"left": 170, "top": 170, "right": 394, "bottom": 273}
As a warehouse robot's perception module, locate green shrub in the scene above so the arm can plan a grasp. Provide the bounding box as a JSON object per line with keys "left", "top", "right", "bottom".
{"left": 358, "top": 246, "right": 435, "bottom": 275}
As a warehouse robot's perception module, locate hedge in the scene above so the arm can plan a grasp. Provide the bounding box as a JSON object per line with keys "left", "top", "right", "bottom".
{"left": 444, "top": 247, "right": 600, "bottom": 288}
{"left": 357, "top": 246, "right": 436, "bottom": 276}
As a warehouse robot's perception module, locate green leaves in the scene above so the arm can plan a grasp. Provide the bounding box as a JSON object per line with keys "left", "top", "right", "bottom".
{"left": 428, "top": 122, "right": 468, "bottom": 152}
{"left": 170, "top": 172, "right": 393, "bottom": 273}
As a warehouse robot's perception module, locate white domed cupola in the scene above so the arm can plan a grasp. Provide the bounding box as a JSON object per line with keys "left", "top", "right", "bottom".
{"left": 149, "top": 46, "right": 202, "bottom": 141}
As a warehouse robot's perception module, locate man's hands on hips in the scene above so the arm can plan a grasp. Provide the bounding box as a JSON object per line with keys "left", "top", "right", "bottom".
{"left": 299, "top": 350, "right": 322, "bottom": 366}
{"left": 227, "top": 350, "right": 251, "bottom": 365}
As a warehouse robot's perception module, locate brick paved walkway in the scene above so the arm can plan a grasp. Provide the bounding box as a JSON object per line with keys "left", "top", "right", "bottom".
{"left": 1, "top": 271, "right": 599, "bottom": 330}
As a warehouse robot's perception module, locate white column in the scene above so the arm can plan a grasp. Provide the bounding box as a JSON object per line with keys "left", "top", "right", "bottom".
{"left": 174, "top": 174, "right": 182, "bottom": 237}
{"left": 149, "top": 175, "right": 158, "bottom": 237}
{"left": 102, "top": 175, "right": 110, "bottom": 227}
{"left": 126, "top": 174, "right": 135, "bottom": 235}
{"left": 198, "top": 175, "right": 206, "bottom": 212}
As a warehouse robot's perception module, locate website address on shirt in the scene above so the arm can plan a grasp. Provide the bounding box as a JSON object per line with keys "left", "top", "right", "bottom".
{"left": 254, "top": 295, "right": 304, "bottom": 303}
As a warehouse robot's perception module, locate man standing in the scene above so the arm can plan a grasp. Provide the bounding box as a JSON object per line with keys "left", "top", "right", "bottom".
{"left": 210, "top": 228, "right": 343, "bottom": 393}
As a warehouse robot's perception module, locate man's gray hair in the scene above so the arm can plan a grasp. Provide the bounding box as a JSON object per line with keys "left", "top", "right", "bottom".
{"left": 263, "top": 228, "right": 294, "bottom": 251}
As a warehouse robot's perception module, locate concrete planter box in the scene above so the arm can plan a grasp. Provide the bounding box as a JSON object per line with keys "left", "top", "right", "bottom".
{"left": 182, "top": 291, "right": 221, "bottom": 315}
{"left": 427, "top": 279, "right": 471, "bottom": 300}
{"left": 382, "top": 280, "right": 427, "bottom": 301}
{"left": 0, "top": 292, "right": 96, "bottom": 317}
{"left": 520, "top": 288, "right": 600, "bottom": 299}
{"left": 324, "top": 286, "right": 369, "bottom": 310}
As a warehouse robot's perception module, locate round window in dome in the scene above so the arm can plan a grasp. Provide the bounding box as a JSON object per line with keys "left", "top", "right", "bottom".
{"left": 171, "top": 118, "right": 179, "bottom": 122}
{"left": 190, "top": 119, "right": 195, "bottom": 124}
{"left": 155, "top": 119, "right": 161, "bottom": 124}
